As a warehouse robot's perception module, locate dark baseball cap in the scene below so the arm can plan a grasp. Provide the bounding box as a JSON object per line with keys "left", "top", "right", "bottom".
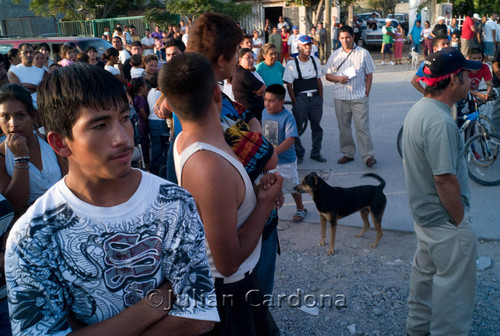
{"left": 423, "top": 47, "right": 482, "bottom": 78}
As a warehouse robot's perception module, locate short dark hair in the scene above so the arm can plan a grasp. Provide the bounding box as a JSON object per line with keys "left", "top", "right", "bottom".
{"left": 338, "top": 25, "right": 354, "bottom": 37}
{"left": 130, "top": 41, "right": 143, "bottom": 49}
{"left": 38, "top": 63, "right": 128, "bottom": 140}
{"left": 424, "top": 70, "right": 464, "bottom": 97}
{"left": 164, "top": 38, "right": 186, "bottom": 53}
{"left": 0, "top": 84, "right": 35, "bottom": 118}
{"left": 86, "top": 46, "right": 97, "bottom": 53}
{"left": 159, "top": 52, "right": 216, "bottom": 121}
{"left": 433, "top": 35, "right": 449, "bottom": 47}
{"left": 467, "top": 47, "right": 483, "bottom": 59}
{"left": 37, "top": 42, "right": 50, "bottom": 51}
{"left": 18, "top": 43, "right": 33, "bottom": 52}
{"left": 187, "top": 13, "right": 242, "bottom": 65}
{"left": 143, "top": 54, "right": 158, "bottom": 64}
{"left": 265, "top": 84, "right": 286, "bottom": 100}
{"left": 130, "top": 54, "right": 143, "bottom": 67}
{"left": 114, "top": 27, "right": 123, "bottom": 33}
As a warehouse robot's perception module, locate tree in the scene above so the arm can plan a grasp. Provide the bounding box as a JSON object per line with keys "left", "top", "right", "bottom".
{"left": 367, "top": 0, "right": 397, "bottom": 17}
{"left": 158, "top": 0, "right": 251, "bottom": 22}
{"left": 12, "top": 0, "right": 147, "bottom": 20}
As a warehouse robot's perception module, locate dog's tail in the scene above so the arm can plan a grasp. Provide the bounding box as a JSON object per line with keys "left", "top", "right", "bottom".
{"left": 362, "top": 173, "right": 386, "bottom": 189}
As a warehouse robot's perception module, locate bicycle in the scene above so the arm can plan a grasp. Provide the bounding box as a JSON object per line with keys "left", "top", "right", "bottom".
{"left": 463, "top": 129, "right": 500, "bottom": 186}
{"left": 396, "top": 89, "right": 498, "bottom": 159}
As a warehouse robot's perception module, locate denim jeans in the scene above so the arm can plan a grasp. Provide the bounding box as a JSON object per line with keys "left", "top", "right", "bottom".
{"left": 148, "top": 119, "right": 169, "bottom": 175}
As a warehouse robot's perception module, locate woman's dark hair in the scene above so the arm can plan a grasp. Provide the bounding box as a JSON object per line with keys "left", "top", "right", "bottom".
{"left": 60, "top": 44, "right": 75, "bottom": 59}
{"left": 76, "top": 52, "right": 89, "bottom": 63}
{"left": 102, "top": 47, "right": 119, "bottom": 62}
{"left": 7, "top": 48, "right": 20, "bottom": 63}
{"left": 0, "top": 84, "right": 35, "bottom": 118}
{"left": 238, "top": 48, "right": 253, "bottom": 58}
{"left": 187, "top": 12, "right": 242, "bottom": 65}
{"left": 38, "top": 63, "right": 128, "bottom": 140}
{"left": 128, "top": 77, "right": 146, "bottom": 98}
{"left": 86, "top": 46, "right": 97, "bottom": 53}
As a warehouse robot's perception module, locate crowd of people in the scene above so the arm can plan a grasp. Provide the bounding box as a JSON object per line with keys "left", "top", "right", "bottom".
{"left": 0, "top": 11, "right": 498, "bottom": 336}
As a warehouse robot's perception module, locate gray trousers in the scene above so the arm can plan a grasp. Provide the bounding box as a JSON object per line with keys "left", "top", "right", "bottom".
{"left": 406, "top": 217, "right": 477, "bottom": 336}
{"left": 334, "top": 97, "right": 374, "bottom": 161}
{"left": 293, "top": 94, "right": 324, "bottom": 158}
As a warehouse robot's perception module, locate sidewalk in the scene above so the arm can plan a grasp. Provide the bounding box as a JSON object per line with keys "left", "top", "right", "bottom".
{"left": 278, "top": 53, "right": 500, "bottom": 240}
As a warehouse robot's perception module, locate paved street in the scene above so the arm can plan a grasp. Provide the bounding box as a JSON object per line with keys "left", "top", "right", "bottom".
{"left": 278, "top": 50, "right": 500, "bottom": 240}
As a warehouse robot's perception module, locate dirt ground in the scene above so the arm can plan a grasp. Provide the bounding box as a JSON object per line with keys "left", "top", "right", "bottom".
{"left": 270, "top": 220, "right": 500, "bottom": 336}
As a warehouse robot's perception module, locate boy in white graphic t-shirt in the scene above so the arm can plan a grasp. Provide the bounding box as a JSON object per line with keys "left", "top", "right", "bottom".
{"left": 5, "top": 63, "right": 218, "bottom": 335}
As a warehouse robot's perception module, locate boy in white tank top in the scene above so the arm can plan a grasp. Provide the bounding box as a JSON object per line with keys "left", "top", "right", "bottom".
{"left": 161, "top": 52, "right": 283, "bottom": 335}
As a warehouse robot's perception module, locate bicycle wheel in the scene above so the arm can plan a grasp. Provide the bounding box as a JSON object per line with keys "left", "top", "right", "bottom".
{"left": 464, "top": 133, "right": 500, "bottom": 186}
{"left": 464, "top": 115, "right": 496, "bottom": 142}
{"left": 396, "top": 125, "right": 403, "bottom": 158}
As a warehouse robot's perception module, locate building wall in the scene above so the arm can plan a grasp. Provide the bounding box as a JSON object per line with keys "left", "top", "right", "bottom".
{"left": 0, "top": 0, "right": 56, "bottom": 37}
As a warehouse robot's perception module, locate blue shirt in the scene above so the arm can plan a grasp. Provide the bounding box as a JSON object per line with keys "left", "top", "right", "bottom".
{"left": 410, "top": 26, "right": 423, "bottom": 45}
{"left": 261, "top": 107, "right": 298, "bottom": 164}
{"left": 255, "top": 61, "right": 285, "bottom": 86}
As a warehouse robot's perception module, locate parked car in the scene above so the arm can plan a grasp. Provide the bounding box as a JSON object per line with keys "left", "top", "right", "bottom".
{"left": 386, "top": 13, "right": 409, "bottom": 33}
{"left": 0, "top": 37, "right": 112, "bottom": 61}
{"left": 362, "top": 19, "right": 399, "bottom": 47}
{"left": 356, "top": 12, "right": 381, "bottom": 30}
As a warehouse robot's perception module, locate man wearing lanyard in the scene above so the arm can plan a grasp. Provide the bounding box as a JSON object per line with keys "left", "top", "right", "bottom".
{"left": 325, "top": 25, "right": 377, "bottom": 167}
{"left": 283, "top": 35, "right": 326, "bottom": 164}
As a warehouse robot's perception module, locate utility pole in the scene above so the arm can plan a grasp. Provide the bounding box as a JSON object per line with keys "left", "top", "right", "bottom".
{"left": 325, "top": 0, "right": 331, "bottom": 60}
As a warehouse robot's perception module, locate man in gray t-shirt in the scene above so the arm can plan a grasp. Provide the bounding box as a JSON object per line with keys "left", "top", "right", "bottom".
{"left": 402, "top": 48, "right": 481, "bottom": 336}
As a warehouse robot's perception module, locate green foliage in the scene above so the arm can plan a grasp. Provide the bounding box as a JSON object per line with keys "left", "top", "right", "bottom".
{"left": 368, "top": 0, "right": 397, "bottom": 16}
{"left": 163, "top": 0, "right": 251, "bottom": 21}
{"left": 14, "top": 0, "right": 147, "bottom": 20}
{"left": 143, "top": 8, "right": 178, "bottom": 27}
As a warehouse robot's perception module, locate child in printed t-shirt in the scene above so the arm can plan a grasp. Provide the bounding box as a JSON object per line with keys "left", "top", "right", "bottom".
{"left": 59, "top": 44, "right": 76, "bottom": 67}
{"left": 5, "top": 63, "right": 218, "bottom": 335}
{"left": 262, "top": 84, "right": 307, "bottom": 222}
{"left": 130, "top": 54, "right": 146, "bottom": 79}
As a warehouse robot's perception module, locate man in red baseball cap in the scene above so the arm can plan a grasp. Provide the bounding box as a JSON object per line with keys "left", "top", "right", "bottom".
{"left": 402, "top": 47, "right": 482, "bottom": 336}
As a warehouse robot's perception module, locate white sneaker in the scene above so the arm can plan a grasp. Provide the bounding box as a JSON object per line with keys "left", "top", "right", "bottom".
{"left": 390, "top": 61, "right": 395, "bottom": 65}
{"left": 381, "top": 61, "right": 385, "bottom": 65}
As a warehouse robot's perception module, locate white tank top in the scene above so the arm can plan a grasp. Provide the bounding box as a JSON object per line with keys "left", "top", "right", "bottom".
{"left": 173, "top": 139, "right": 261, "bottom": 279}
{"left": 9, "top": 64, "right": 45, "bottom": 109}
{"left": 5, "top": 136, "right": 63, "bottom": 204}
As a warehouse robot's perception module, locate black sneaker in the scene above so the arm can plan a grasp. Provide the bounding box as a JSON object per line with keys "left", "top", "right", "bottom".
{"left": 310, "top": 154, "right": 327, "bottom": 163}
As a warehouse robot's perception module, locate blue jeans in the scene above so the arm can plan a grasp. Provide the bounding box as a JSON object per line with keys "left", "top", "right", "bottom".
{"left": 148, "top": 119, "right": 169, "bottom": 176}
{"left": 411, "top": 42, "right": 421, "bottom": 53}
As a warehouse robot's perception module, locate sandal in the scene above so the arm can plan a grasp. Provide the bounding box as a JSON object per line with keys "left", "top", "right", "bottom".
{"left": 293, "top": 209, "right": 308, "bottom": 223}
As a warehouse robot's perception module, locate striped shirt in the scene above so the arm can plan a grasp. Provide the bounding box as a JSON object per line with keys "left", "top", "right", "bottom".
{"left": 325, "top": 43, "right": 375, "bottom": 100}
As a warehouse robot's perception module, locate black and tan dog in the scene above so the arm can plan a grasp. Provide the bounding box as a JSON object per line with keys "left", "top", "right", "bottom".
{"left": 294, "top": 172, "right": 386, "bottom": 255}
